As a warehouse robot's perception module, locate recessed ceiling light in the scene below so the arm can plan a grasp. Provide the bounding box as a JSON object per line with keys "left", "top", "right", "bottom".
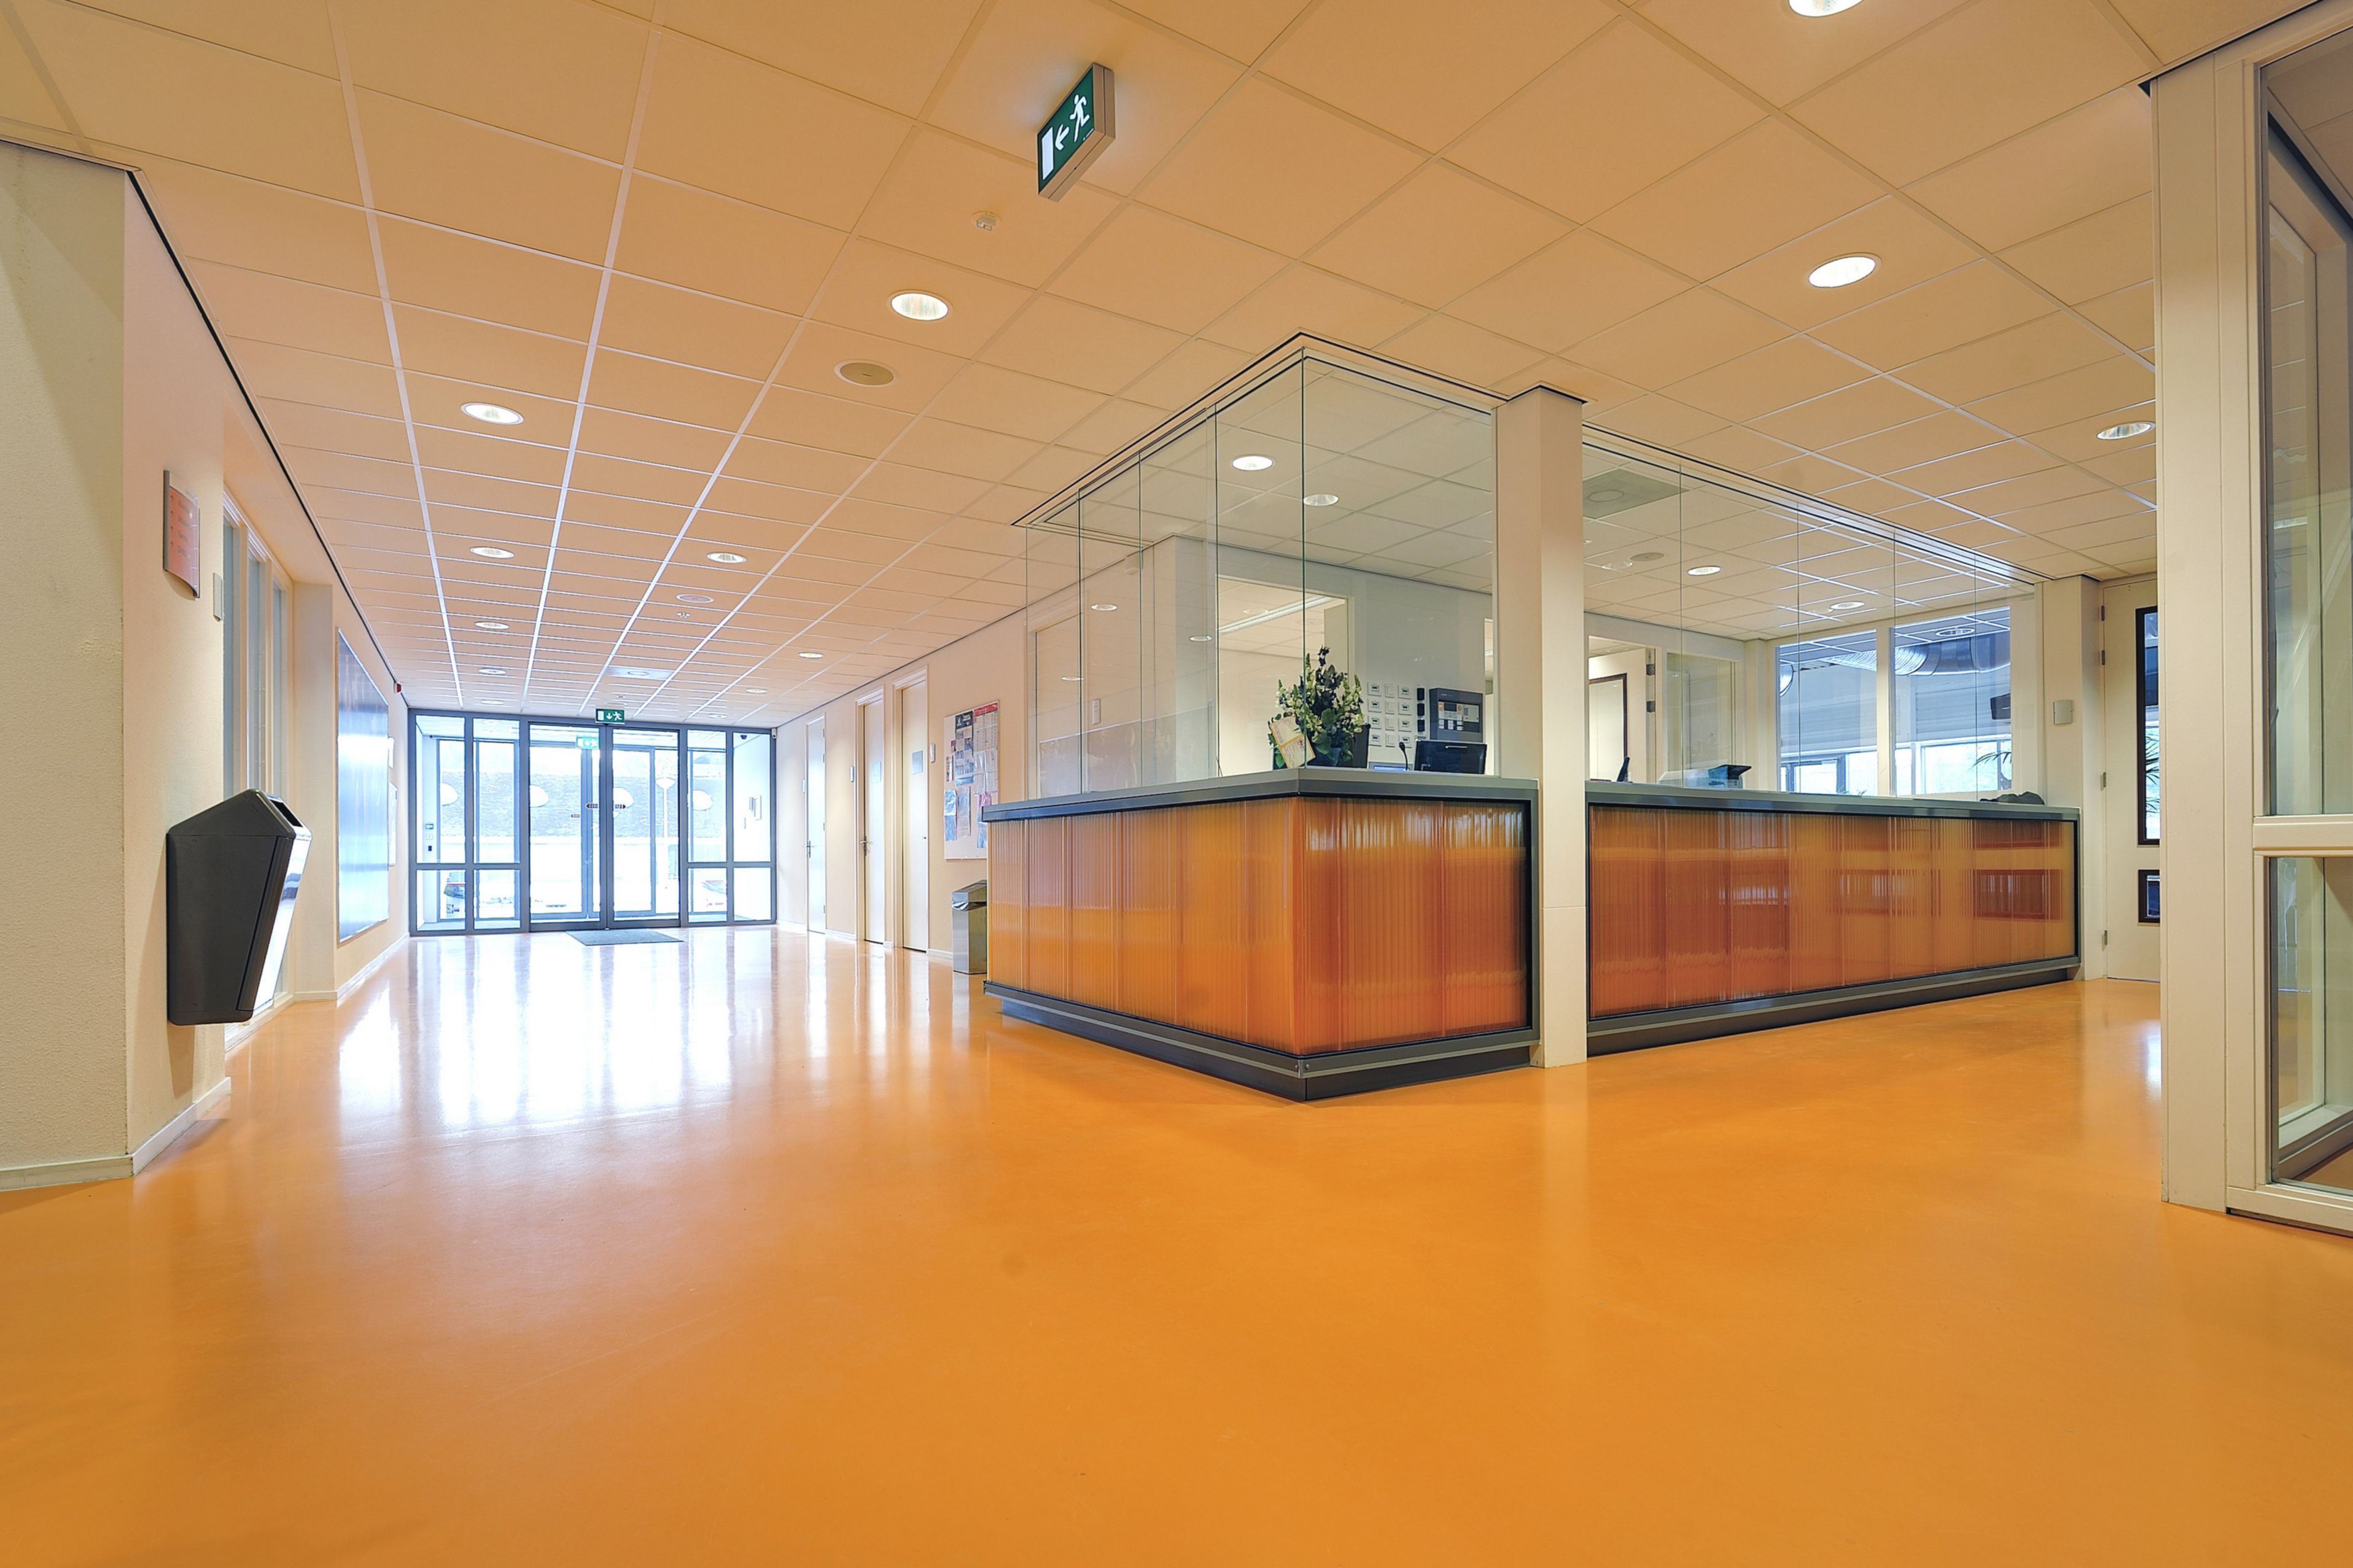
{"left": 1808, "top": 254, "right": 1878, "bottom": 289}
{"left": 2098, "top": 421, "right": 2155, "bottom": 440}
{"left": 475, "top": 620, "right": 511, "bottom": 631}
{"left": 1589, "top": 488, "right": 1624, "bottom": 502}
{"left": 1687, "top": 564, "right": 1722, "bottom": 576}
{"left": 675, "top": 593, "right": 715, "bottom": 604}
{"left": 1830, "top": 600, "right": 1867, "bottom": 611}
{"left": 706, "top": 551, "right": 747, "bottom": 564}
{"left": 836, "top": 360, "right": 896, "bottom": 387}
{"left": 461, "top": 401, "right": 523, "bottom": 425}
{"left": 1060, "top": 675, "right": 1083, "bottom": 681}
{"left": 469, "top": 546, "right": 516, "bottom": 559}
{"left": 1631, "top": 550, "right": 1666, "bottom": 564}
{"left": 743, "top": 688, "right": 767, "bottom": 694}
{"left": 1231, "top": 454, "right": 1274, "bottom": 471}
{"left": 1789, "top": 0, "right": 1864, "bottom": 15}
{"left": 1304, "top": 493, "right": 1340, "bottom": 506}
{"left": 798, "top": 650, "right": 824, "bottom": 659}
{"left": 890, "top": 291, "right": 949, "bottom": 320}
{"left": 1090, "top": 602, "right": 1118, "bottom": 612}
{"left": 612, "top": 667, "right": 670, "bottom": 680}
{"left": 478, "top": 667, "right": 507, "bottom": 675}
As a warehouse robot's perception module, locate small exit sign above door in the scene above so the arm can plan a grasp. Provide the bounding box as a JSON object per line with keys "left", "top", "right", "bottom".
{"left": 1037, "top": 63, "right": 1115, "bottom": 200}
{"left": 597, "top": 708, "right": 625, "bottom": 723}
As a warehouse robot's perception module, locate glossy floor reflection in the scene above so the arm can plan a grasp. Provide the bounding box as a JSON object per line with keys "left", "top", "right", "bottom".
{"left": 3, "top": 941, "right": 2349, "bottom": 1565}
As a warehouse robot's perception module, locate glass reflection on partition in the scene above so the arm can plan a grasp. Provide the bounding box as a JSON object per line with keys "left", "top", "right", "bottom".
{"left": 2270, "top": 856, "right": 2353, "bottom": 1194}
{"left": 1019, "top": 352, "right": 1496, "bottom": 794}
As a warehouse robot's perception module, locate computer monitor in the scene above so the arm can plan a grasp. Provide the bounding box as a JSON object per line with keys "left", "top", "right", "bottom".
{"left": 1414, "top": 740, "right": 1487, "bottom": 774}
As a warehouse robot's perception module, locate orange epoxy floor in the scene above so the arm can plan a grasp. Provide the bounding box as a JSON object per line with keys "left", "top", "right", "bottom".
{"left": 4, "top": 939, "right": 2351, "bottom": 1566}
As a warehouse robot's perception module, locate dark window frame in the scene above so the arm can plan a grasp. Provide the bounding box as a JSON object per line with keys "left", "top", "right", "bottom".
{"left": 2137, "top": 867, "right": 2161, "bottom": 925}
{"left": 2136, "top": 605, "right": 2160, "bottom": 846}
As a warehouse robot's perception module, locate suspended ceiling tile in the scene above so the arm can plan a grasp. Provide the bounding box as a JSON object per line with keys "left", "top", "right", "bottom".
{"left": 576, "top": 407, "right": 734, "bottom": 473}
{"left": 413, "top": 425, "right": 569, "bottom": 487}
{"left": 1589, "top": 395, "right": 1727, "bottom": 451}
{"left": 1998, "top": 490, "right": 2148, "bottom": 537}
{"left": 1898, "top": 311, "right": 2116, "bottom": 405}
{"left": 595, "top": 273, "right": 798, "bottom": 381}
{"left": 426, "top": 468, "right": 560, "bottom": 517}
{"left": 859, "top": 130, "right": 1118, "bottom": 289}
{"left": 635, "top": 33, "right": 906, "bottom": 229}
{"left": 2075, "top": 281, "right": 2155, "bottom": 355}
{"left": 2082, "top": 444, "right": 2157, "bottom": 487}
{"left": 393, "top": 306, "right": 588, "bottom": 400}
{"left": 887, "top": 419, "right": 1041, "bottom": 484}
{"left": 1117, "top": 0, "right": 1310, "bottom": 60}
{"left": 371, "top": 217, "right": 601, "bottom": 343}
{"left": 747, "top": 387, "right": 911, "bottom": 457}
{"left": 189, "top": 260, "right": 389, "bottom": 363}
{"left": 1905, "top": 87, "right": 2150, "bottom": 254}
{"left": 569, "top": 451, "right": 708, "bottom": 506}
{"left": 136, "top": 157, "right": 377, "bottom": 293}
{"left": 1999, "top": 196, "right": 2153, "bottom": 308}
{"left": 1888, "top": 439, "right": 2061, "bottom": 500}
{"left": 1569, "top": 289, "right": 1784, "bottom": 387}
{"left": 1966, "top": 354, "right": 2155, "bottom": 439}
{"left": 587, "top": 349, "right": 760, "bottom": 430}
{"left": 1377, "top": 315, "right": 1544, "bottom": 389}
{"left": 1452, "top": 20, "right": 1761, "bottom": 224}
{"left": 851, "top": 463, "right": 987, "bottom": 514}
{"left": 435, "top": 506, "right": 558, "bottom": 545}
{"left": 561, "top": 522, "right": 678, "bottom": 562}
{"left": 264, "top": 400, "right": 413, "bottom": 464}
{"left": 1949, "top": 463, "right": 2109, "bottom": 517}
{"left": 231, "top": 338, "right": 405, "bottom": 418}
{"left": 1309, "top": 163, "right": 1567, "bottom": 312}
{"left": 340, "top": 0, "right": 648, "bottom": 161}
{"left": 1138, "top": 77, "right": 1420, "bottom": 257}
{"left": 18, "top": 0, "right": 358, "bottom": 198}
{"left": 1449, "top": 230, "right": 1687, "bottom": 355}
{"left": 306, "top": 486, "right": 425, "bottom": 529}
{"left": 1049, "top": 206, "right": 1285, "bottom": 335}
{"left": 612, "top": 177, "right": 844, "bottom": 317}
{"left": 1118, "top": 338, "right": 1252, "bottom": 409}
{"left": 357, "top": 91, "right": 622, "bottom": 265}
{"left": 1788, "top": 0, "right": 2145, "bottom": 187}
{"left": 1636, "top": 0, "right": 1968, "bottom": 107}
{"left": 1822, "top": 410, "right": 2007, "bottom": 476}
{"left": 1055, "top": 398, "right": 1163, "bottom": 457}
{"left": 1745, "top": 376, "right": 1946, "bottom": 451}
{"left": 2105, "top": 0, "right": 2308, "bottom": 65}
{"left": 1589, "top": 120, "right": 1881, "bottom": 284}
{"left": 1262, "top": 0, "right": 1610, "bottom": 152}
{"left": 1199, "top": 263, "right": 1423, "bottom": 356}
{"left": 659, "top": 0, "right": 982, "bottom": 118}
{"left": 1708, "top": 198, "right": 1980, "bottom": 334}
{"left": 725, "top": 437, "right": 871, "bottom": 495}
{"left": 806, "top": 237, "right": 1035, "bottom": 357}
{"left": 405, "top": 373, "right": 580, "bottom": 435}
{"left": 1663, "top": 335, "right": 1869, "bottom": 425}
{"left": 703, "top": 475, "right": 834, "bottom": 527}
{"left": 928, "top": 0, "right": 1239, "bottom": 197}
{"left": 1808, "top": 260, "right": 2049, "bottom": 370}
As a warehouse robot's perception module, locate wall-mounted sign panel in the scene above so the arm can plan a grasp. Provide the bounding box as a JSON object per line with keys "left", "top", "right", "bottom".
{"left": 1037, "top": 63, "right": 1115, "bottom": 200}
{"left": 163, "top": 472, "right": 200, "bottom": 595}
{"left": 597, "top": 707, "right": 625, "bottom": 723}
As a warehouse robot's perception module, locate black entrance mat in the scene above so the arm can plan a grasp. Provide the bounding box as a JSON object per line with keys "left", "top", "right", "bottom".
{"left": 570, "top": 930, "right": 682, "bottom": 946}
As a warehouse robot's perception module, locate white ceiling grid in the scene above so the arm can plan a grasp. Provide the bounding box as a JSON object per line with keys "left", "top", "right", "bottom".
{"left": 0, "top": 0, "right": 2304, "bottom": 721}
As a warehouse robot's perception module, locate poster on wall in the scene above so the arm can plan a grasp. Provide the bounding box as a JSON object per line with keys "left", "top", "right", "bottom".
{"left": 942, "top": 702, "right": 998, "bottom": 861}
{"left": 162, "top": 473, "right": 201, "bottom": 596}
{"left": 336, "top": 634, "right": 392, "bottom": 939}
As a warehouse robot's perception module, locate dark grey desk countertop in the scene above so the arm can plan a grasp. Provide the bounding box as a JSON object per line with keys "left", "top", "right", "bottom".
{"left": 981, "top": 767, "right": 1539, "bottom": 823}
{"left": 1587, "top": 780, "right": 2080, "bottom": 823}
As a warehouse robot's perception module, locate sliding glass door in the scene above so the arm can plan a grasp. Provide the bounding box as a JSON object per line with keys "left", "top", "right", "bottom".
{"left": 411, "top": 711, "right": 775, "bottom": 934}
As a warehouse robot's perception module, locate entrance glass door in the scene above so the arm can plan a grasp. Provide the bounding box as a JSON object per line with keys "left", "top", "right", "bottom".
{"left": 610, "top": 729, "right": 682, "bottom": 924}
{"left": 528, "top": 724, "right": 603, "bottom": 925}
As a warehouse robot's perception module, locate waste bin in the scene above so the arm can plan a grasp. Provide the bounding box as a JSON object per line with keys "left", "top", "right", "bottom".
{"left": 951, "top": 882, "right": 987, "bottom": 976}
{"left": 166, "top": 790, "right": 309, "bottom": 1025}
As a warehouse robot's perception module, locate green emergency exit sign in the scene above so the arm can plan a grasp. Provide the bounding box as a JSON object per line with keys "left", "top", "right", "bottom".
{"left": 597, "top": 707, "right": 624, "bottom": 723}
{"left": 1037, "top": 63, "right": 1116, "bottom": 200}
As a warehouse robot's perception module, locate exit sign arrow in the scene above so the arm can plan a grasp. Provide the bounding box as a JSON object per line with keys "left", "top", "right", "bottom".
{"left": 1037, "top": 63, "right": 1116, "bottom": 200}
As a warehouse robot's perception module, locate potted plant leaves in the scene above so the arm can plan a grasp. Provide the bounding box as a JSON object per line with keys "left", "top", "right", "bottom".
{"left": 1268, "top": 647, "right": 1368, "bottom": 768}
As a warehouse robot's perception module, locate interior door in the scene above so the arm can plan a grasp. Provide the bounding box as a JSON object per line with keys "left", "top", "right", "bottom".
{"left": 527, "top": 723, "right": 602, "bottom": 925}
{"left": 806, "top": 720, "right": 826, "bottom": 932}
{"left": 2102, "top": 581, "right": 2160, "bottom": 981}
{"left": 609, "top": 728, "right": 682, "bottom": 925}
{"left": 860, "top": 696, "right": 886, "bottom": 943}
{"left": 901, "top": 681, "right": 929, "bottom": 952}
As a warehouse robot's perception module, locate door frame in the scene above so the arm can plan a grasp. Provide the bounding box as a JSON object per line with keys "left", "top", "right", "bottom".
{"left": 2101, "top": 577, "right": 2160, "bottom": 982}
{"left": 898, "top": 675, "right": 930, "bottom": 952}
{"left": 804, "top": 716, "right": 827, "bottom": 933}
{"left": 857, "top": 692, "right": 887, "bottom": 945}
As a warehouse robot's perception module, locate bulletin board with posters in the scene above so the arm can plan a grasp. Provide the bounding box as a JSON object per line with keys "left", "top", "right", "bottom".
{"left": 942, "top": 702, "right": 998, "bottom": 861}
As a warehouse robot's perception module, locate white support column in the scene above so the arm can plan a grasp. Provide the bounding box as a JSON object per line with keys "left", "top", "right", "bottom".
{"left": 1496, "top": 386, "right": 1587, "bottom": 1066}
{"left": 2037, "top": 576, "right": 2107, "bottom": 979}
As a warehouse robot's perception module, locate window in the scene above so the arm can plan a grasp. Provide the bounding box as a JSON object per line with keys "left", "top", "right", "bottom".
{"left": 2138, "top": 869, "right": 2161, "bottom": 924}
{"left": 1892, "top": 608, "right": 2012, "bottom": 796}
{"left": 2137, "top": 608, "right": 2159, "bottom": 842}
{"left": 1776, "top": 632, "right": 1877, "bottom": 794}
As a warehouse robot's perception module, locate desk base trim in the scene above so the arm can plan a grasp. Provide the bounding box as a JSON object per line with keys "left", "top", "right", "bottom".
{"left": 1586, "top": 958, "right": 2081, "bottom": 1056}
{"left": 983, "top": 984, "right": 1534, "bottom": 1100}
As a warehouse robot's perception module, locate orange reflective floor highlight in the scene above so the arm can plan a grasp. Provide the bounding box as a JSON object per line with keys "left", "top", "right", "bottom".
{"left": 4, "top": 939, "right": 2351, "bottom": 1565}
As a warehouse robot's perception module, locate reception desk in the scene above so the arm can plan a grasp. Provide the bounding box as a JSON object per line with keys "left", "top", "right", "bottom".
{"left": 982, "top": 772, "right": 1536, "bottom": 1098}
{"left": 1587, "top": 782, "right": 2080, "bottom": 1052}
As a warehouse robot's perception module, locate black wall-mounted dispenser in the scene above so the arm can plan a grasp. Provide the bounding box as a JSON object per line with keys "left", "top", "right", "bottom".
{"left": 166, "top": 790, "right": 309, "bottom": 1025}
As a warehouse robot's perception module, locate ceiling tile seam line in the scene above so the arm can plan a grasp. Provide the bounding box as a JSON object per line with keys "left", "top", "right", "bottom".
{"left": 609, "top": 0, "right": 1019, "bottom": 721}
{"left": 325, "top": 4, "right": 464, "bottom": 706}
{"left": 0, "top": 2, "right": 91, "bottom": 154}
{"left": 2053, "top": 0, "right": 2168, "bottom": 74}
{"left": 1602, "top": 0, "right": 2157, "bottom": 376}
{"left": 518, "top": 25, "right": 662, "bottom": 710}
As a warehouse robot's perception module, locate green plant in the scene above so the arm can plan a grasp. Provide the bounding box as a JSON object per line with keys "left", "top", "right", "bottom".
{"left": 1272, "top": 647, "right": 1364, "bottom": 764}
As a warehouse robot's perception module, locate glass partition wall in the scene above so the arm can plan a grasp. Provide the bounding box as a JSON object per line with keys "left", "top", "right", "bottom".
{"left": 1023, "top": 352, "right": 1496, "bottom": 793}
{"left": 1581, "top": 437, "right": 2036, "bottom": 799}
{"left": 411, "top": 712, "right": 774, "bottom": 934}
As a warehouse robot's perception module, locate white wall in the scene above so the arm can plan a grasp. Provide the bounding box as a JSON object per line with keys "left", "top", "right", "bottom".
{"left": 779, "top": 613, "right": 1025, "bottom": 952}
